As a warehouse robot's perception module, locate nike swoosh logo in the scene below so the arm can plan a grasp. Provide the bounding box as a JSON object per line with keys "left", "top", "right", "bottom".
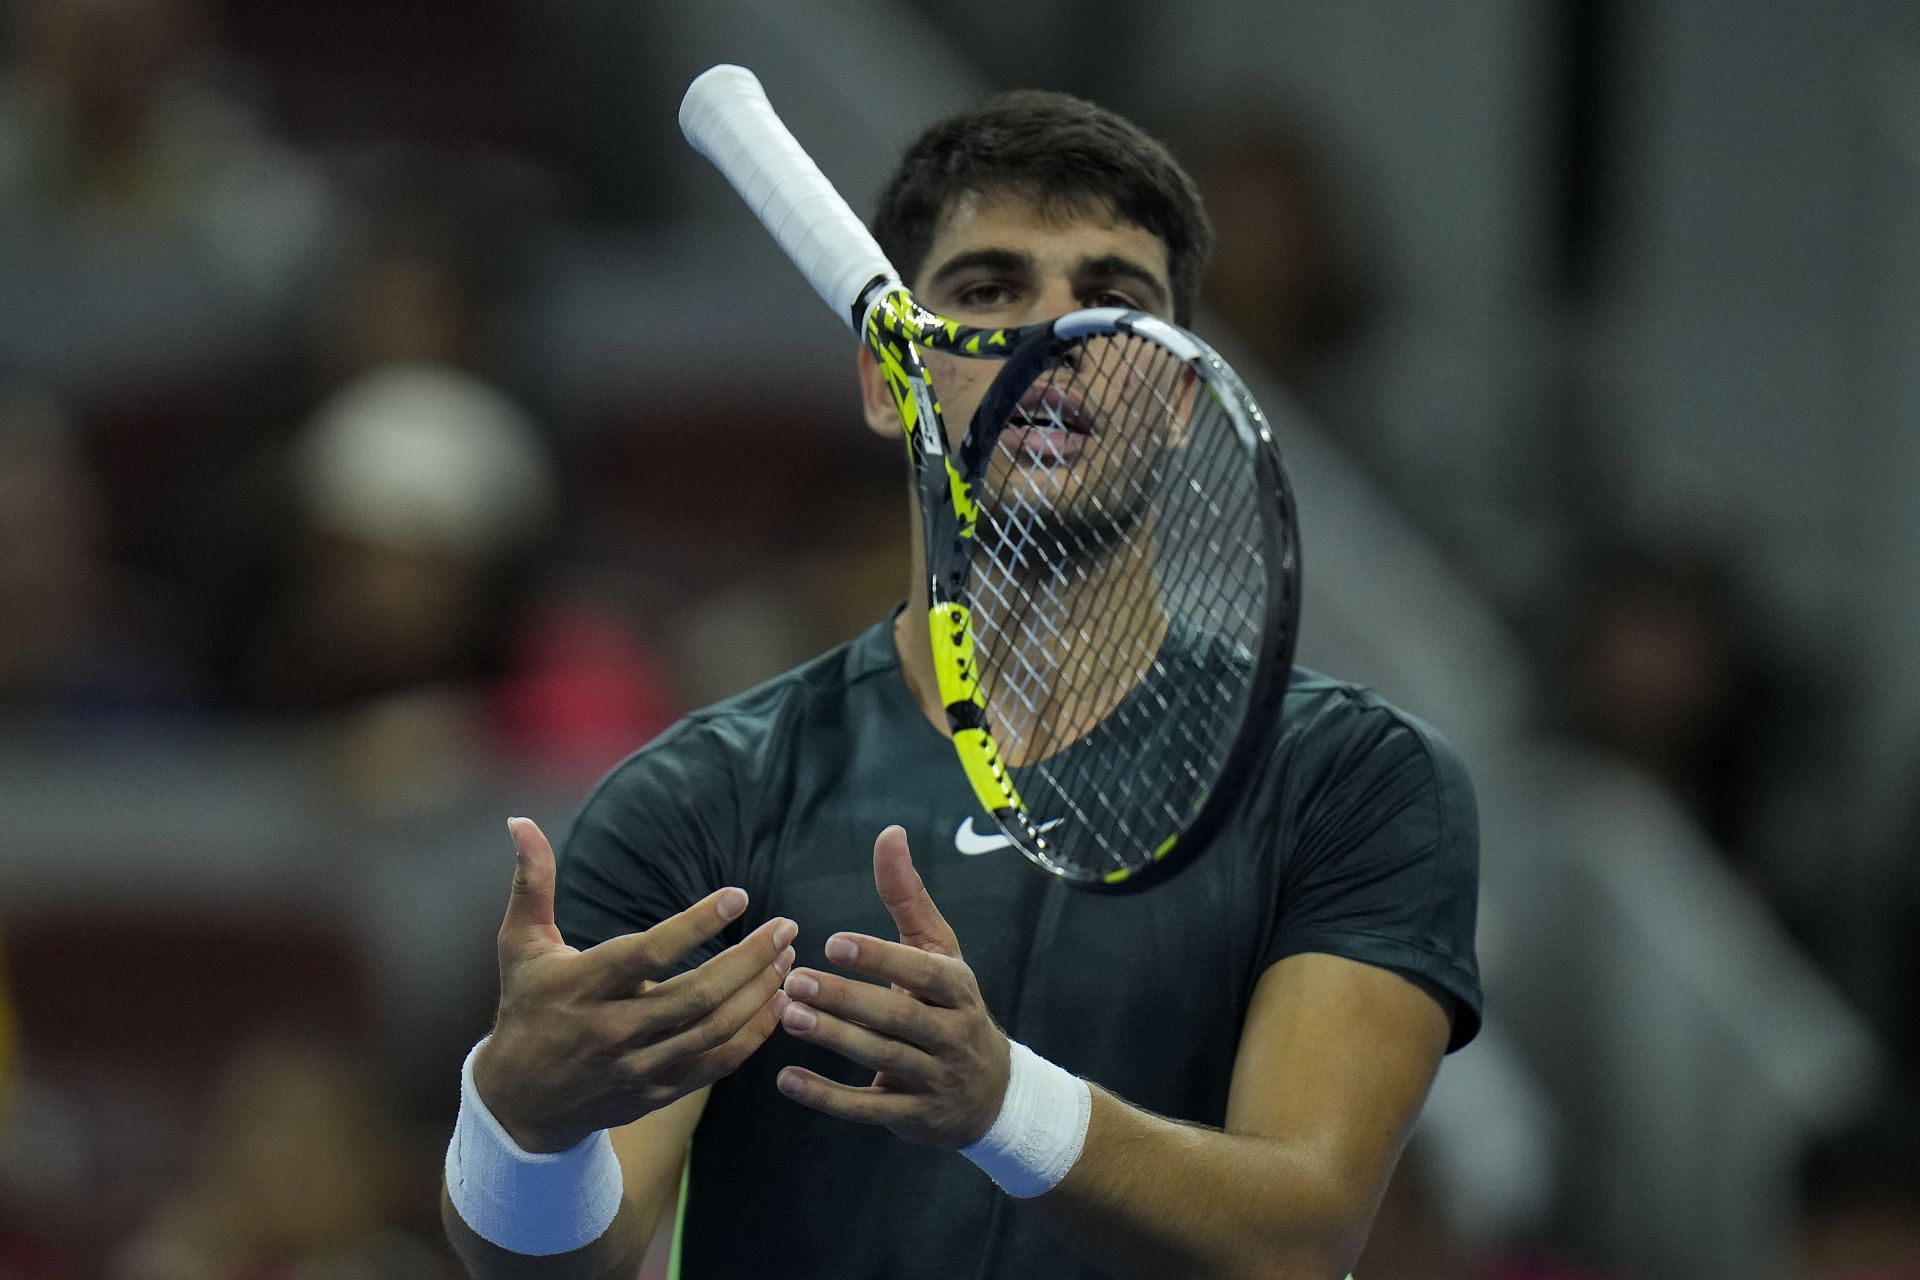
{"left": 954, "top": 815, "right": 1063, "bottom": 856}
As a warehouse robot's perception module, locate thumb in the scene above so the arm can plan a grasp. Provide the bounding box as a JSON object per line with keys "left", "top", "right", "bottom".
{"left": 873, "top": 825, "right": 959, "bottom": 957}
{"left": 499, "top": 816, "right": 565, "bottom": 962}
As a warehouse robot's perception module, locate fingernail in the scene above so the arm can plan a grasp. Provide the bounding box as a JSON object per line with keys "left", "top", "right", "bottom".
{"left": 716, "top": 887, "right": 748, "bottom": 920}
{"left": 783, "top": 1002, "right": 816, "bottom": 1032}
{"left": 777, "top": 1068, "right": 804, "bottom": 1096}
{"left": 772, "top": 918, "right": 798, "bottom": 948}
{"left": 824, "top": 935, "right": 857, "bottom": 964}
{"left": 784, "top": 971, "right": 818, "bottom": 999}
{"left": 775, "top": 947, "right": 796, "bottom": 975}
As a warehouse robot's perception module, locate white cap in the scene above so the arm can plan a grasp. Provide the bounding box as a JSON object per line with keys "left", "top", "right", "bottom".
{"left": 297, "top": 364, "right": 557, "bottom": 557}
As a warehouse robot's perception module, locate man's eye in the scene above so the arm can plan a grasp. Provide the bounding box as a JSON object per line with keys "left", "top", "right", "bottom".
{"left": 954, "top": 281, "right": 1014, "bottom": 309}
{"left": 1086, "top": 290, "right": 1138, "bottom": 310}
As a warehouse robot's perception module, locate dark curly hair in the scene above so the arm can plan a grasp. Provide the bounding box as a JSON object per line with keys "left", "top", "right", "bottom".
{"left": 873, "top": 90, "right": 1214, "bottom": 324}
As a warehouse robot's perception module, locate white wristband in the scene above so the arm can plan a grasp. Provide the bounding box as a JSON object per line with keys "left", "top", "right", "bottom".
{"left": 444, "top": 1039, "right": 623, "bottom": 1255}
{"left": 960, "top": 1039, "right": 1092, "bottom": 1198}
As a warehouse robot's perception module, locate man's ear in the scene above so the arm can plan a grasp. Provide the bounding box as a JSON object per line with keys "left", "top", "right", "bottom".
{"left": 857, "top": 344, "right": 901, "bottom": 439}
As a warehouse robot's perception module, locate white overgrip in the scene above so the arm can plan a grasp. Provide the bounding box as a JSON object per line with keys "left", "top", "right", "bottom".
{"left": 679, "top": 65, "right": 899, "bottom": 329}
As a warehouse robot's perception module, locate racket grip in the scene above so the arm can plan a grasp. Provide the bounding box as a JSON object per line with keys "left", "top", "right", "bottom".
{"left": 680, "top": 65, "right": 899, "bottom": 329}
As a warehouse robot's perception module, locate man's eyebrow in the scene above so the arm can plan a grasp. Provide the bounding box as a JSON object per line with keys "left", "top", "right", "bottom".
{"left": 926, "top": 247, "right": 1033, "bottom": 292}
{"left": 1075, "top": 254, "right": 1170, "bottom": 310}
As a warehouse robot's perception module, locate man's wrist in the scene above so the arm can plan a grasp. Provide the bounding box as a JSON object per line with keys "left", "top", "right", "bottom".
{"left": 470, "top": 1037, "right": 586, "bottom": 1155}
{"left": 445, "top": 1038, "right": 623, "bottom": 1255}
{"left": 960, "top": 1039, "right": 1092, "bottom": 1198}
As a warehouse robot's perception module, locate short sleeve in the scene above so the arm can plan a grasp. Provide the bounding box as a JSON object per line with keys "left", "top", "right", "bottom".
{"left": 1265, "top": 705, "right": 1483, "bottom": 1051}
{"left": 554, "top": 721, "right": 746, "bottom": 974}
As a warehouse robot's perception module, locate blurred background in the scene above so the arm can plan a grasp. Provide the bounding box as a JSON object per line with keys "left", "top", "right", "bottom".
{"left": 0, "top": 0, "right": 1915, "bottom": 1276}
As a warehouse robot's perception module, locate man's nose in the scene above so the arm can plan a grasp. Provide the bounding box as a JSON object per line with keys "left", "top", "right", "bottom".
{"left": 1027, "top": 278, "right": 1080, "bottom": 325}
{"left": 1022, "top": 282, "right": 1095, "bottom": 377}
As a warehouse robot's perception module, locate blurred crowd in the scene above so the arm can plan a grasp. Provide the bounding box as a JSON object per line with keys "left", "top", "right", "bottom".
{"left": 0, "top": 1, "right": 1915, "bottom": 1278}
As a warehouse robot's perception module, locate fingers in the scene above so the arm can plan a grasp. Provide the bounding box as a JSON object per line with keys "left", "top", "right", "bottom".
{"left": 820, "top": 933, "right": 972, "bottom": 1007}
{"left": 586, "top": 883, "right": 755, "bottom": 988}
{"left": 778, "top": 995, "right": 938, "bottom": 1086}
{"left": 681, "top": 985, "right": 793, "bottom": 1090}
{"left": 638, "top": 917, "right": 798, "bottom": 1036}
{"left": 774, "top": 1066, "right": 918, "bottom": 1126}
{"left": 872, "top": 826, "right": 961, "bottom": 957}
{"left": 630, "top": 939, "right": 797, "bottom": 1073}
{"left": 781, "top": 967, "right": 945, "bottom": 1053}
{"left": 498, "top": 817, "right": 565, "bottom": 963}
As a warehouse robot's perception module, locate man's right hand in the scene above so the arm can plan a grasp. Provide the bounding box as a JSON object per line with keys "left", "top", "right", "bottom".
{"left": 472, "top": 817, "right": 796, "bottom": 1153}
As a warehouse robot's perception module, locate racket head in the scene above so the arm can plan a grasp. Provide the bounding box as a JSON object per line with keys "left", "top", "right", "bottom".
{"left": 926, "top": 308, "right": 1300, "bottom": 892}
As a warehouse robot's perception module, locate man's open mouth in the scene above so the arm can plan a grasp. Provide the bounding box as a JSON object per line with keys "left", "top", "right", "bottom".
{"left": 999, "top": 384, "right": 1092, "bottom": 463}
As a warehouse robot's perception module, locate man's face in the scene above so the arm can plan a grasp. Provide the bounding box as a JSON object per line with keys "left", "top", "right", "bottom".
{"left": 858, "top": 189, "right": 1174, "bottom": 451}
{"left": 859, "top": 190, "right": 1181, "bottom": 572}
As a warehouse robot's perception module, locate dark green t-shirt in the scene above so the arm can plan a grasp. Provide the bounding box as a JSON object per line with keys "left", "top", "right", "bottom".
{"left": 556, "top": 612, "right": 1481, "bottom": 1279}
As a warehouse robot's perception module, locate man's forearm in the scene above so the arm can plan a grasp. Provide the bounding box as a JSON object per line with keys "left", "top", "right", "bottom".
{"left": 441, "top": 1184, "right": 652, "bottom": 1280}
{"left": 1018, "top": 1087, "right": 1371, "bottom": 1280}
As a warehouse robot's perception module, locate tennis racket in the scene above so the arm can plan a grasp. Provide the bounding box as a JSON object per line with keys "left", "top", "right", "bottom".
{"left": 680, "top": 65, "right": 1300, "bottom": 892}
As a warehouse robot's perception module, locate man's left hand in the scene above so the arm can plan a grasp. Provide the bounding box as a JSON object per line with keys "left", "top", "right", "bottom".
{"left": 774, "top": 825, "right": 1010, "bottom": 1148}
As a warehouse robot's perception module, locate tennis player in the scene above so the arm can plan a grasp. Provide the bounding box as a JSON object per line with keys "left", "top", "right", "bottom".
{"left": 444, "top": 89, "right": 1481, "bottom": 1280}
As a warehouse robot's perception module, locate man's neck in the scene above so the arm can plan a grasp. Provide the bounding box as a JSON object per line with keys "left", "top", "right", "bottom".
{"left": 892, "top": 547, "right": 1168, "bottom": 763}
{"left": 892, "top": 600, "right": 950, "bottom": 736}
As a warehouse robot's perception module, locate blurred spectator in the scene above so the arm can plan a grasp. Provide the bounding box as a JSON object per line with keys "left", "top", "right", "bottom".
{"left": 316, "top": 225, "right": 487, "bottom": 379}
{"left": 235, "top": 364, "right": 677, "bottom": 804}
{"left": 114, "top": 1033, "right": 440, "bottom": 1280}
{"left": 246, "top": 364, "right": 556, "bottom": 712}
{"left": 0, "top": 391, "right": 199, "bottom": 718}
{"left": 1792, "top": 1093, "right": 1920, "bottom": 1280}
{"left": 0, "top": 0, "right": 334, "bottom": 399}
{"left": 1175, "top": 103, "right": 1385, "bottom": 446}
{"left": 1554, "top": 538, "right": 1788, "bottom": 871}
{"left": 1185, "top": 111, "right": 1379, "bottom": 374}
{"left": 1547, "top": 536, "right": 1902, "bottom": 1053}
{"left": 310, "top": 146, "right": 557, "bottom": 383}
{"left": 178, "top": 154, "right": 555, "bottom": 699}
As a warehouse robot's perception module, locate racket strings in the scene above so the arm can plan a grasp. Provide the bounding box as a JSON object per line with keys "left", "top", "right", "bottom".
{"left": 978, "top": 337, "right": 1173, "bottom": 707}
{"left": 976, "top": 358, "right": 1159, "bottom": 766}
{"left": 966, "top": 332, "right": 1269, "bottom": 874}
